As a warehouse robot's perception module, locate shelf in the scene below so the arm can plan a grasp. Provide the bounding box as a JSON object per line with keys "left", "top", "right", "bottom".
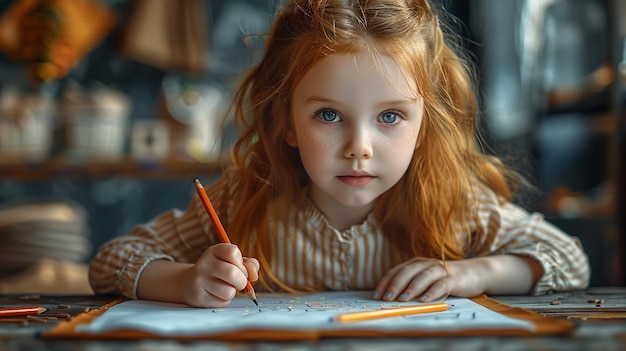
{"left": 0, "top": 157, "right": 229, "bottom": 180}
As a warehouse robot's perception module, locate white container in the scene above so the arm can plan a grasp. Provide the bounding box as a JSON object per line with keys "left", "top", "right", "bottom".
{"left": 0, "top": 97, "right": 55, "bottom": 163}
{"left": 65, "top": 89, "right": 130, "bottom": 161}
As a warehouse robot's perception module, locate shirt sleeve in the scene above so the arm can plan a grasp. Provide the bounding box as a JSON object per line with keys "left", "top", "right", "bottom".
{"left": 88, "top": 176, "right": 231, "bottom": 299}
{"left": 469, "top": 190, "right": 591, "bottom": 295}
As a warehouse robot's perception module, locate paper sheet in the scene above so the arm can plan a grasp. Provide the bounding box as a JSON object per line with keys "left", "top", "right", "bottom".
{"left": 77, "top": 291, "right": 534, "bottom": 337}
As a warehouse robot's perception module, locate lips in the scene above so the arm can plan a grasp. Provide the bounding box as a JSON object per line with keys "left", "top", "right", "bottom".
{"left": 337, "top": 171, "right": 376, "bottom": 187}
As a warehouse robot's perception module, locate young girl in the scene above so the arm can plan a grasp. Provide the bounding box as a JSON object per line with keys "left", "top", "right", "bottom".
{"left": 89, "top": 0, "right": 590, "bottom": 308}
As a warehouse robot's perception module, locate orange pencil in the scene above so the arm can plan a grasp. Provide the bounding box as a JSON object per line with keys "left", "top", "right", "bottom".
{"left": 0, "top": 306, "right": 46, "bottom": 317}
{"left": 194, "top": 178, "right": 258, "bottom": 306}
{"left": 333, "top": 302, "right": 449, "bottom": 323}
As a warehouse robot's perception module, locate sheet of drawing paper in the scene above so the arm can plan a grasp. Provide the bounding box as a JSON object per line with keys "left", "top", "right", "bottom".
{"left": 76, "top": 291, "right": 534, "bottom": 337}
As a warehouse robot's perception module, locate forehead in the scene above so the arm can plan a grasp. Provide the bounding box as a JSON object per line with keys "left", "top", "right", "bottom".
{"left": 294, "top": 51, "right": 419, "bottom": 101}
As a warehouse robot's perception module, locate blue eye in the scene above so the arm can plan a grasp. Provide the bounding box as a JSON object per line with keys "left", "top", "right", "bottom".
{"left": 316, "top": 109, "right": 341, "bottom": 122}
{"left": 380, "top": 111, "right": 402, "bottom": 125}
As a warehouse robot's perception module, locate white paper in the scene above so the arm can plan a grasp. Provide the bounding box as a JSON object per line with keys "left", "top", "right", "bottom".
{"left": 77, "top": 291, "right": 534, "bottom": 337}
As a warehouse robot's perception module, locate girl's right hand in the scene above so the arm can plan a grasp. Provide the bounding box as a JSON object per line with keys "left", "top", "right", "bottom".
{"left": 181, "top": 243, "right": 259, "bottom": 308}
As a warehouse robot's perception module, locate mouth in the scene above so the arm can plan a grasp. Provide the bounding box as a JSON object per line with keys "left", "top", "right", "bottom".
{"left": 337, "top": 171, "right": 376, "bottom": 187}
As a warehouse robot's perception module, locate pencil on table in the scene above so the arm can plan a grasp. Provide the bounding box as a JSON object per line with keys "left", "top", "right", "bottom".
{"left": 194, "top": 178, "right": 258, "bottom": 306}
{"left": 0, "top": 306, "right": 47, "bottom": 317}
{"left": 333, "top": 302, "right": 449, "bottom": 323}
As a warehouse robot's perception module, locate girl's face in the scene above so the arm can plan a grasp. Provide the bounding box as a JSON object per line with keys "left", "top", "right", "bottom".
{"left": 288, "top": 51, "right": 423, "bottom": 228}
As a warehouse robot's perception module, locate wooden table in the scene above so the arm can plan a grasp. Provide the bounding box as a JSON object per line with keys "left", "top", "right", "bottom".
{"left": 1, "top": 288, "right": 626, "bottom": 350}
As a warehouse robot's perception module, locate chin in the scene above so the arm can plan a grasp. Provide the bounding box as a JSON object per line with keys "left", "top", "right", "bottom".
{"left": 334, "top": 194, "right": 379, "bottom": 208}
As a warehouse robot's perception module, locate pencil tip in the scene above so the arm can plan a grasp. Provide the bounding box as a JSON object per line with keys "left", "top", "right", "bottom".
{"left": 253, "top": 299, "right": 259, "bottom": 307}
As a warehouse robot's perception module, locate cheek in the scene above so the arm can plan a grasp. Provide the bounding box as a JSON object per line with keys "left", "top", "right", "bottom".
{"left": 388, "top": 130, "right": 419, "bottom": 163}
{"left": 296, "top": 127, "right": 340, "bottom": 158}
{"left": 397, "top": 128, "right": 419, "bottom": 148}
{"left": 403, "top": 130, "right": 419, "bottom": 149}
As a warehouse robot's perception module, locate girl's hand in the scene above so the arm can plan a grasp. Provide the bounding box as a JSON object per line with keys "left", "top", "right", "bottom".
{"left": 373, "top": 257, "right": 484, "bottom": 302}
{"left": 373, "top": 255, "right": 541, "bottom": 302}
{"left": 180, "top": 243, "right": 259, "bottom": 308}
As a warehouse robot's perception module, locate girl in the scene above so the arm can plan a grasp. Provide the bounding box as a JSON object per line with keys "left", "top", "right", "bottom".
{"left": 89, "top": 0, "right": 590, "bottom": 307}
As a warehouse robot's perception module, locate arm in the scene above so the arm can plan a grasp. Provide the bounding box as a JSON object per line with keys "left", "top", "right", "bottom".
{"left": 470, "top": 196, "right": 591, "bottom": 295}
{"left": 136, "top": 244, "right": 259, "bottom": 307}
{"left": 89, "top": 171, "right": 258, "bottom": 306}
{"left": 374, "top": 190, "right": 590, "bottom": 302}
{"left": 373, "top": 254, "right": 543, "bottom": 302}
{"left": 87, "top": 208, "right": 201, "bottom": 300}
{"left": 447, "top": 254, "right": 544, "bottom": 296}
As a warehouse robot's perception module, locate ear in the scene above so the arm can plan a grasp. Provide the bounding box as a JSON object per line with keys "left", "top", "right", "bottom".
{"left": 285, "top": 126, "right": 298, "bottom": 147}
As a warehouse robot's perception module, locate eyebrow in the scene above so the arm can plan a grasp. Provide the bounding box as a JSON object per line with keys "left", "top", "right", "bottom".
{"left": 305, "top": 96, "right": 418, "bottom": 108}
{"left": 305, "top": 97, "right": 335, "bottom": 104}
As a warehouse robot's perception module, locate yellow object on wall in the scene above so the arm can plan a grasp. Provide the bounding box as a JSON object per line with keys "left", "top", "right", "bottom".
{"left": 0, "top": 0, "right": 116, "bottom": 81}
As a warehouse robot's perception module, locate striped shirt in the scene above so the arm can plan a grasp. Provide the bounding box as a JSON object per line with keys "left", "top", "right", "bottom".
{"left": 88, "top": 171, "right": 590, "bottom": 299}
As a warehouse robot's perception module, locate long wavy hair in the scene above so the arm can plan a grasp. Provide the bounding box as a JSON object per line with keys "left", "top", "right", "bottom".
{"left": 218, "top": 0, "right": 521, "bottom": 292}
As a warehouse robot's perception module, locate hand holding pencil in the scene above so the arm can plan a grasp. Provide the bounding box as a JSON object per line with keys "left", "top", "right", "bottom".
{"left": 194, "top": 178, "right": 259, "bottom": 306}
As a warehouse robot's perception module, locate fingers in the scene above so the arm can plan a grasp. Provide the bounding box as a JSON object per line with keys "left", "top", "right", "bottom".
{"left": 187, "top": 279, "right": 249, "bottom": 308}
{"left": 243, "top": 257, "right": 260, "bottom": 282}
{"left": 209, "top": 244, "right": 253, "bottom": 290}
{"left": 185, "top": 244, "right": 259, "bottom": 307}
{"left": 181, "top": 267, "right": 237, "bottom": 308}
{"left": 399, "top": 263, "right": 449, "bottom": 302}
{"left": 212, "top": 244, "right": 246, "bottom": 274}
{"left": 418, "top": 278, "right": 452, "bottom": 302}
{"left": 374, "top": 258, "right": 449, "bottom": 302}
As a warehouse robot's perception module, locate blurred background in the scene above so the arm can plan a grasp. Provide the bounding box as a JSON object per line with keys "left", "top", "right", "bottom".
{"left": 0, "top": 0, "right": 623, "bottom": 294}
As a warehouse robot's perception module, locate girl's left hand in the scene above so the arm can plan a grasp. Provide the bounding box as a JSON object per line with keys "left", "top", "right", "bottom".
{"left": 373, "top": 257, "right": 488, "bottom": 302}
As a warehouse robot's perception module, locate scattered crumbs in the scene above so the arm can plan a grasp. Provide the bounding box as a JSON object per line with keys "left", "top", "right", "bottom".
{"left": 587, "top": 299, "right": 604, "bottom": 304}
{"left": 550, "top": 300, "right": 561, "bottom": 305}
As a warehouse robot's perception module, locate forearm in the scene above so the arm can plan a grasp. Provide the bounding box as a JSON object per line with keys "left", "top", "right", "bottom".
{"left": 137, "top": 260, "right": 194, "bottom": 304}
{"left": 88, "top": 238, "right": 173, "bottom": 299}
{"left": 472, "top": 255, "right": 544, "bottom": 295}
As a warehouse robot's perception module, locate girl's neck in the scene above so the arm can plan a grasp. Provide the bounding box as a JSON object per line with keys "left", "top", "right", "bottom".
{"left": 307, "top": 188, "right": 374, "bottom": 231}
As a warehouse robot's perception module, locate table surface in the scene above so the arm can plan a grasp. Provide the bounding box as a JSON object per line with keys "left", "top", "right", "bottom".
{"left": 1, "top": 288, "right": 626, "bottom": 351}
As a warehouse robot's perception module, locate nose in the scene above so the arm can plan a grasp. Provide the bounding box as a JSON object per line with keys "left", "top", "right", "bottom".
{"left": 343, "top": 125, "right": 373, "bottom": 159}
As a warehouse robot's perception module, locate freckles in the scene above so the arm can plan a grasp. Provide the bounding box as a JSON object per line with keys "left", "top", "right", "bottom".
{"left": 300, "top": 129, "right": 338, "bottom": 155}
{"left": 406, "top": 130, "right": 419, "bottom": 147}
{"left": 317, "top": 137, "right": 339, "bottom": 156}
{"left": 391, "top": 133, "right": 416, "bottom": 147}
{"left": 396, "top": 134, "right": 419, "bottom": 157}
